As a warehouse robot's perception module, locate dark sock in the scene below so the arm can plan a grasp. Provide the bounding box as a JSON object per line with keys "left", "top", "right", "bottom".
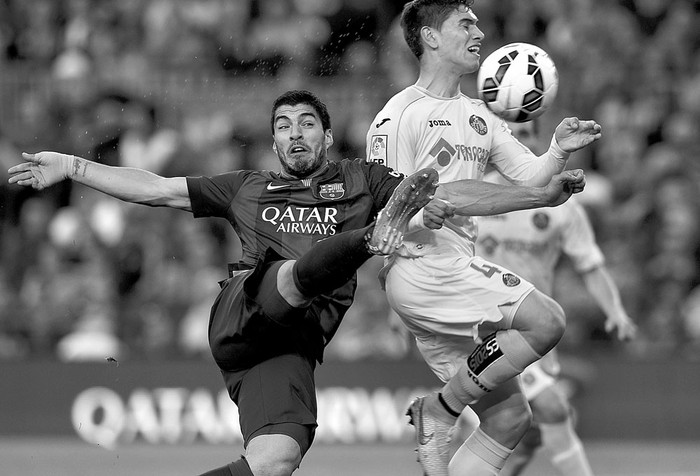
{"left": 197, "top": 457, "right": 253, "bottom": 476}
{"left": 292, "top": 225, "right": 373, "bottom": 296}
{"left": 438, "top": 392, "right": 461, "bottom": 418}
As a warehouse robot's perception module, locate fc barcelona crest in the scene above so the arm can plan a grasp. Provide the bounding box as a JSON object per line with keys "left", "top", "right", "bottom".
{"left": 319, "top": 183, "right": 345, "bottom": 200}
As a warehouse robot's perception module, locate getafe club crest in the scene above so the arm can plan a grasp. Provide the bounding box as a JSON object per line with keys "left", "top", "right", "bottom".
{"left": 319, "top": 183, "right": 345, "bottom": 200}
{"left": 502, "top": 273, "right": 521, "bottom": 287}
{"left": 469, "top": 115, "right": 488, "bottom": 135}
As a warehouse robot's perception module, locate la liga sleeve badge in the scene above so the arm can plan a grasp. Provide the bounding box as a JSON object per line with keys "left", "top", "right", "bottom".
{"left": 369, "top": 135, "right": 388, "bottom": 165}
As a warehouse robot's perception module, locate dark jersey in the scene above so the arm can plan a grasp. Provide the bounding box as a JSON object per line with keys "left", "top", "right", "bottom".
{"left": 186, "top": 158, "right": 404, "bottom": 349}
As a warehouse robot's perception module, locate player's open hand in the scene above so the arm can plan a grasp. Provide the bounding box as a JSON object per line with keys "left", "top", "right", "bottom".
{"left": 544, "top": 169, "right": 585, "bottom": 207}
{"left": 554, "top": 117, "right": 602, "bottom": 153}
{"left": 8, "top": 152, "right": 71, "bottom": 190}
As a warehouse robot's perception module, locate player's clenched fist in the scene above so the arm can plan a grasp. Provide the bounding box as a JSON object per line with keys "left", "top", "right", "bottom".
{"left": 421, "top": 197, "right": 455, "bottom": 230}
{"left": 544, "top": 169, "right": 586, "bottom": 207}
{"left": 8, "top": 152, "right": 73, "bottom": 190}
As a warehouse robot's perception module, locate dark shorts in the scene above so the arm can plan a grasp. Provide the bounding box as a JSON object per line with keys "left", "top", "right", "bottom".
{"left": 222, "top": 352, "right": 318, "bottom": 455}
{"left": 208, "top": 257, "right": 319, "bottom": 372}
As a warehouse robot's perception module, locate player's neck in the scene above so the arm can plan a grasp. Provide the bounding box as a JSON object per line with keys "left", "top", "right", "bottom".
{"left": 415, "top": 67, "right": 462, "bottom": 98}
{"left": 278, "top": 160, "right": 330, "bottom": 180}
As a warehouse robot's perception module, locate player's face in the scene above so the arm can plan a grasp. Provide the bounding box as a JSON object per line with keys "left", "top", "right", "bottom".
{"left": 434, "top": 6, "right": 483, "bottom": 74}
{"left": 509, "top": 121, "right": 540, "bottom": 151}
{"left": 272, "top": 104, "right": 333, "bottom": 178}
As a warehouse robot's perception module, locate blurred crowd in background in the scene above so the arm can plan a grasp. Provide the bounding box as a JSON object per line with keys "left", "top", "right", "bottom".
{"left": 0, "top": 0, "right": 699, "bottom": 363}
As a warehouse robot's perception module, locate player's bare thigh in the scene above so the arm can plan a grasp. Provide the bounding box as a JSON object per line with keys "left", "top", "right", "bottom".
{"left": 246, "top": 434, "right": 302, "bottom": 475}
{"left": 276, "top": 260, "right": 311, "bottom": 307}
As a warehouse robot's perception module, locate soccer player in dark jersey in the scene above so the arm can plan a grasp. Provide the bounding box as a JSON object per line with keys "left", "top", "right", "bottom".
{"left": 9, "top": 89, "right": 585, "bottom": 476}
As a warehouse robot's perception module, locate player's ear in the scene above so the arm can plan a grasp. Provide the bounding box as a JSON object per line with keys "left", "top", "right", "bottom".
{"left": 324, "top": 129, "right": 334, "bottom": 149}
{"left": 272, "top": 142, "right": 278, "bottom": 153}
{"left": 421, "top": 26, "right": 438, "bottom": 49}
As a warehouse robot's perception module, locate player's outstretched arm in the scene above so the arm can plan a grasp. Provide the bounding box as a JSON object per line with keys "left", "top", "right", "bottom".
{"left": 8, "top": 152, "right": 192, "bottom": 211}
{"left": 554, "top": 117, "right": 602, "bottom": 153}
{"left": 581, "top": 266, "right": 637, "bottom": 341}
{"left": 435, "top": 169, "right": 585, "bottom": 216}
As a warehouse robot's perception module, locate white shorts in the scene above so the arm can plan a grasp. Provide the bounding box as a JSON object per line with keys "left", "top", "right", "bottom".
{"left": 520, "top": 359, "right": 557, "bottom": 401}
{"left": 385, "top": 254, "right": 535, "bottom": 382}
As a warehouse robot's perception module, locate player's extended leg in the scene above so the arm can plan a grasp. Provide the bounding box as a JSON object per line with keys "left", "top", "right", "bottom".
{"left": 279, "top": 167, "right": 438, "bottom": 308}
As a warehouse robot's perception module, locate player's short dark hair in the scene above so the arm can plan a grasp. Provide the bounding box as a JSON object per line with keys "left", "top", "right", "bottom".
{"left": 270, "top": 90, "right": 332, "bottom": 133}
{"left": 401, "top": 0, "right": 476, "bottom": 59}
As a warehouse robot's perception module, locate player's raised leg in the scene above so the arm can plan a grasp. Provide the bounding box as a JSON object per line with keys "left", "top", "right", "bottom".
{"left": 281, "top": 167, "right": 439, "bottom": 308}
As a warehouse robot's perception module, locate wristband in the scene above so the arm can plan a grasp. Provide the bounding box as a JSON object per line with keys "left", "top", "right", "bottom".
{"left": 548, "top": 135, "right": 569, "bottom": 161}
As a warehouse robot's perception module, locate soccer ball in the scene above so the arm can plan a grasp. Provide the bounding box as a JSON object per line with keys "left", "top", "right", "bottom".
{"left": 477, "top": 43, "right": 559, "bottom": 123}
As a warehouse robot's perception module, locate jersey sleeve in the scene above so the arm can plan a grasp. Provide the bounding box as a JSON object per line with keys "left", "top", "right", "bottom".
{"left": 357, "top": 158, "right": 405, "bottom": 210}
{"left": 186, "top": 171, "right": 248, "bottom": 218}
{"left": 366, "top": 106, "right": 420, "bottom": 175}
{"left": 487, "top": 117, "right": 565, "bottom": 187}
{"left": 560, "top": 199, "right": 605, "bottom": 273}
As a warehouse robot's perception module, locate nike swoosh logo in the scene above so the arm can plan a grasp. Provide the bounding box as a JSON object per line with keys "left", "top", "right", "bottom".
{"left": 375, "top": 118, "right": 391, "bottom": 128}
{"left": 267, "top": 183, "right": 290, "bottom": 191}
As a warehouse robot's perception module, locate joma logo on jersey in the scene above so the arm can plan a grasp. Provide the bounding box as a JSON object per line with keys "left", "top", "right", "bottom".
{"left": 261, "top": 206, "right": 338, "bottom": 235}
{"left": 428, "top": 119, "right": 452, "bottom": 128}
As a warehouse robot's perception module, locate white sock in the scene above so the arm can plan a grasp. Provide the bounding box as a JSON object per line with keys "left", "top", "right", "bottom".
{"left": 449, "top": 427, "right": 512, "bottom": 476}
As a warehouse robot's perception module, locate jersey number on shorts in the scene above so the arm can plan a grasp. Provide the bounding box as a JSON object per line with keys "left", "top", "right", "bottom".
{"left": 470, "top": 262, "right": 501, "bottom": 278}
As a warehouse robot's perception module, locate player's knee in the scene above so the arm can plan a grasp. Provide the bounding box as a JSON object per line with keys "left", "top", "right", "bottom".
{"left": 525, "top": 291, "right": 566, "bottom": 352}
{"left": 538, "top": 292, "right": 565, "bottom": 334}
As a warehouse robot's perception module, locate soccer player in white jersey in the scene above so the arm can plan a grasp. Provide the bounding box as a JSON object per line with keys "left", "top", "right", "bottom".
{"left": 466, "top": 119, "right": 637, "bottom": 476}
{"left": 365, "top": 1, "right": 603, "bottom": 475}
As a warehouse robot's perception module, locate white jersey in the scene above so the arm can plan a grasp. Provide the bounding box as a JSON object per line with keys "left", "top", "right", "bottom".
{"left": 475, "top": 197, "right": 605, "bottom": 295}
{"left": 366, "top": 85, "right": 565, "bottom": 258}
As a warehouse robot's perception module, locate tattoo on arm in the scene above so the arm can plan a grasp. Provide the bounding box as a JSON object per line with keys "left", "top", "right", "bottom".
{"left": 72, "top": 156, "right": 88, "bottom": 177}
